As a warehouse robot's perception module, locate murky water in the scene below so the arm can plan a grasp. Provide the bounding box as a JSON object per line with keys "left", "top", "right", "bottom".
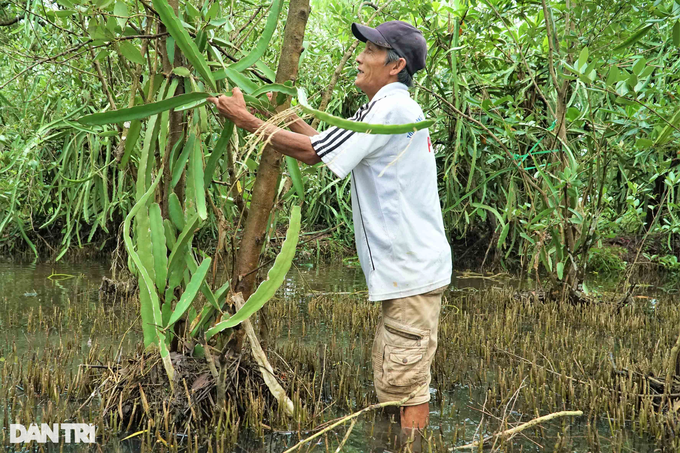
{"left": 0, "top": 257, "right": 662, "bottom": 451}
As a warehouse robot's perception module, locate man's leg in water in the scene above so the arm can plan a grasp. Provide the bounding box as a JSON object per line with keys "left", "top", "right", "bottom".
{"left": 372, "top": 287, "right": 446, "bottom": 433}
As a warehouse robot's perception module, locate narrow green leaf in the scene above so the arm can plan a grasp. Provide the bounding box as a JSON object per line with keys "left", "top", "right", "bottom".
{"left": 606, "top": 66, "right": 619, "bottom": 87}
{"left": 119, "top": 41, "right": 145, "bottom": 65}
{"left": 78, "top": 93, "right": 211, "bottom": 125}
{"left": 168, "top": 192, "right": 186, "bottom": 230}
{"left": 212, "top": 67, "right": 259, "bottom": 93}
{"left": 286, "top": 156, "right": 305, "bottom": 202}
{"left": 135, "top": 113, "right": 159, "bottom": 200}
{"left": 113, "top": 0, "right": 128, "bottom": 27}
{"left": 152, "top": 0, "right": 216, "bottom": 90}
{"left": 167, "top": 257, "right": 211, "bottom": 326}
{"left": 497, "top": 222, "right": 510, "bottom": 249}
{"left": 167, "top": 214, "right": 200, "bottom": 291}
{"left": 206, "top": 205, "right": 301, "bottom": 340}
{"left": 229, "top": 0, "right": 283, "bottom": 72}
{"left": 250, "top": 83, "right": 297, "bottom": 98}
{"left": 557, "top": 261, "right": 565, "bottom": 280}
{"left": 123, "top": 175, "right": 172, "bottom": 380}
{"left": 136, "top": 206, "right": 156, "bottom": 285}
{"left": 654, "top": 109, "right": 680, "bottom": 146}
{"left": 297, "top": 88, "right": 434, "bottom": 134}
{"left": 577, "top": 47, "right": 588, "bottom": 72}
{"left": 674, "top": 20, "right": 680, "bottom": 47}
{"left": 613, "top": 23, "right": 653, "bottom": 51}
{"left": 191, "top": 136, "right": 207, "bottom": 220}
{"left": 471, "top": 203, "right": 505, "bottom": 227}
{"left": 149, "top": 203, "right": 168, "bottom": 291}
{"left": 172, "top": 131, "right": 196, "bottom": 188}
{"left": 204, "top": 121, "right": 233, "bottom": 184}
{"left": 172, "top": 66, "right": 191, "bottom": 77}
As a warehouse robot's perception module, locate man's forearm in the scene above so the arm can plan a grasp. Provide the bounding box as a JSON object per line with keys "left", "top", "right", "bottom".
{"left": 286, "top": 114, "right": 318, "bottom": 137}
{"left": 237, "top": 114, "right": 321, "bottom": 165}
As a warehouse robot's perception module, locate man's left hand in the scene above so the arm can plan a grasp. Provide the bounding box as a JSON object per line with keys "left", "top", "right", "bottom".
{"left": 207, "top": 88, "right": 251, "bottom": 127}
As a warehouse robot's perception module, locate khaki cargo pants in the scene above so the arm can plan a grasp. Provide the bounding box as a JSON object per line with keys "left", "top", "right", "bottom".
{"left": 372, "top": 286, "right": 446, "bottom": 406}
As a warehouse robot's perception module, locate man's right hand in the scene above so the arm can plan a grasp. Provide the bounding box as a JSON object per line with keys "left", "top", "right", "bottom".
{"left": 207, "top": 88, "right": 252, "bottom": 128}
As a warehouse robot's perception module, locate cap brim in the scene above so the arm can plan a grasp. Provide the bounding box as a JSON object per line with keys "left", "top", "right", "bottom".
{"left": 351, "top": 23, "right": 392, "bottom": 48}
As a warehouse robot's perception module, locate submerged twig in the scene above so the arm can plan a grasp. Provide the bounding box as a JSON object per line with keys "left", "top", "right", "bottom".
{"left": 283, "top": 383, "right": 428, "bottom": 453}
{"left": 452, "top": 410, "right": 583, "bottom": 450}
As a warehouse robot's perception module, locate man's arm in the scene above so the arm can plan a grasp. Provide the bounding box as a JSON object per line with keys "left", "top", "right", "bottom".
{"left": 286, "top": 113, "right": 318, "bottom": 137}
{"left": 208, "top": 88, "right": 321, "bottom": 165}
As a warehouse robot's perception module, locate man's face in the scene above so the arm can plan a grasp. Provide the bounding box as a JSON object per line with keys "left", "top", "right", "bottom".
{"left": 355, "top": 41, "right": 392, "bottom": 96}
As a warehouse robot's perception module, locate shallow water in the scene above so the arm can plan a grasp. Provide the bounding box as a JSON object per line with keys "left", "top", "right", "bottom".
{"left": 0, "top": 257, "right": 663, "bottom": 451}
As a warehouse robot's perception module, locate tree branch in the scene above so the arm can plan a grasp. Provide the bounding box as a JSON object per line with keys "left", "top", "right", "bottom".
{"left": 0, "top": 15, "right": 21, "bottom": 26}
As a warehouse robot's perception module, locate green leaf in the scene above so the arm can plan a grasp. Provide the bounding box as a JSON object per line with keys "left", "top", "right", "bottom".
{"left": 190, "top": 136, "right": 207, "bottom": 221}
{"left": 113, "top": 0, "right": 128, "bottom": 27}
{"left": 206, "top": 205, "right": 301, "bottom": 340}
{"left": 577, "top": 47, "right": 589, "bottom": 73}
{"left": 674, "top": 20, "right": 680, "bottom": 47}
{"left": 250, "top": 83, "right": 297, "bottom": 98}
{"left": 632, "top": 57, "right": 646, "bottom": 76}
{"left": 119, "top": 119, "right": 141, "bottom": 168}
{"left": 557, "top": 261, "right": 565, "bottom": 280}
{"left": 286, "top": 157, "right": 305, "bottom": 202}
{"left": 497, "top": 222, "right": 510, "bottom": 249}
{"left": 213, "top": 67, "right": 259, "bottom": 93}
{"left": 297, "top": 88, "right": 434, "bottom": 134}
{"left": 167, "top": 214, "right": 200, "bottom": 292}
{"left": 123, "top": 175, "right": 174, "bottom": 381}
{"left": 152, "top": 0, "right": 216, "bottom": 90}
{"left": 606, "top": 66, "right": 620, "bottom": 86}
{"left": 229, "top": 0, "right": 283, "bottom": 72}
{"left": 168, "top": 193, "right": 185, "bottom": 231}
{"left": 167, "top": 257, "right": 211, "bottom": 326}
{"left": 172, "top": 66, "right": 191, "bottom": 77}
{"left": 613, "top": 23, "right": 653, "bottom": 51}
{"left": 471, "top": 202, "right": 505, "bottom": 227}
{"left": 119, "top": 41, "right": 145, "bottom": 65}
{"left": 654, "top": 109, "right": 680, "bottom": 146}
{"left": 136, "top": 206, "right": 156, "bottom": 284}
{"left": 204, "top": 121, "right": 233, "bottom": 184}
{"left": 149, "top": 203, "right": 168, "bottom": 292}
{"left": 172, "top": 131, "right": 195, "bottom": 188}
{"left": 78, "top": 93, "right": 210, "bottom": 125}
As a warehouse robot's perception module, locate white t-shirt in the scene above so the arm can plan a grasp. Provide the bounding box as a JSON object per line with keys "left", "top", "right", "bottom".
{"left": 309, "top": 82, "right": 452, "bottom": 301}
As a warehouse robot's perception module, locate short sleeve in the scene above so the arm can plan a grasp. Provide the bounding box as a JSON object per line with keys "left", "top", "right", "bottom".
{"left": 309, "top": 102, "right": 392, "bottom": 179}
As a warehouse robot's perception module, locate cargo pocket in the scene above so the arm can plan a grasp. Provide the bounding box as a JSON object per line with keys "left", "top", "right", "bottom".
{"left": 382, "top": 320, "right": 429, "bottom": 387}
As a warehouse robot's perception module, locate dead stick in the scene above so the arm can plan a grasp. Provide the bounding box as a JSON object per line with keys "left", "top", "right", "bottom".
{"left": 451, "top": 410, "right": 583, "bottom": 450}
{"left": 283, "top": 383, "right": 428, "bottom": 453}
{"left": 333, "top": 418, "right": 357, "bottom": 453}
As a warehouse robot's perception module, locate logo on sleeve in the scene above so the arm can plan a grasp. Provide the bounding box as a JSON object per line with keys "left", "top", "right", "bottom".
{"left": 427, "top": 136, "right": 432, "bottom": 153}
{"left": 406, "top": 115, "right": 424, "bottom": 139}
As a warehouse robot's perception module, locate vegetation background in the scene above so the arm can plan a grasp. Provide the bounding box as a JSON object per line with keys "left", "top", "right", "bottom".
{"left": 1, "top": 0, "right": 680, "bottom": 291}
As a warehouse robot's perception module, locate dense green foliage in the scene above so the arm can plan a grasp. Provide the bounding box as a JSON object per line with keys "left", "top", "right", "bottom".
{"left": 1, "top": 0, "right": 679, "bottom": 292}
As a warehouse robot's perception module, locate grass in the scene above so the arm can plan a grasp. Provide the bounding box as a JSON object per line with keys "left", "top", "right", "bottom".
{"left": 0, "top": 269, "right": 678, "bottom": 451}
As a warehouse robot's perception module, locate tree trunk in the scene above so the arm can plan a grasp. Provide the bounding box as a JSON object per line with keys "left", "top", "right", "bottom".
{"left": 229, "top": 0, "right": 310, "bottom": 352}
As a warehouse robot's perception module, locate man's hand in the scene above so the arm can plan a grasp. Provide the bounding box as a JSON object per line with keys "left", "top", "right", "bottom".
{"left": 207, "top": 88, "right": 252, "bottom": 128}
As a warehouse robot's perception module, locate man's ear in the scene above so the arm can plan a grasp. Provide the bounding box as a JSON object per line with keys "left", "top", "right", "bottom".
{"left": 389, "top": 57, "right": 407, "bottom": 75}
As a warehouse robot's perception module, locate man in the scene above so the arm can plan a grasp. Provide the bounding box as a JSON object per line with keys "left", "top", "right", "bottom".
{"left": 208, "top": 20, "right": 452, "bottom": 432}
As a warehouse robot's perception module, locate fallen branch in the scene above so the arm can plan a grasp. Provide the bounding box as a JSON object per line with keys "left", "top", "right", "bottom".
{"left": 451, "top": 410, "right": 583, "bottom": 450}
{"left": 234, "top": 293, "right": 296, "bottom": 417}
{"left": 283, "top": 382, "right": 428, "bottom": 453}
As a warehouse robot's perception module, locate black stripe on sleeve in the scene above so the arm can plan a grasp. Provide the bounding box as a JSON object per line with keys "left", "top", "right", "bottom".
{"left": 310, "top": 104, "right": 369, "bottom": 151}
{"left": 316, "top": 101, "right": 378, "bottom": 158}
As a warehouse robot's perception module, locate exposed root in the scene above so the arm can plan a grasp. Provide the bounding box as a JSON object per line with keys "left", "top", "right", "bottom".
{"left": 94, "top": 349, "right": 282, "bottom": 432}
